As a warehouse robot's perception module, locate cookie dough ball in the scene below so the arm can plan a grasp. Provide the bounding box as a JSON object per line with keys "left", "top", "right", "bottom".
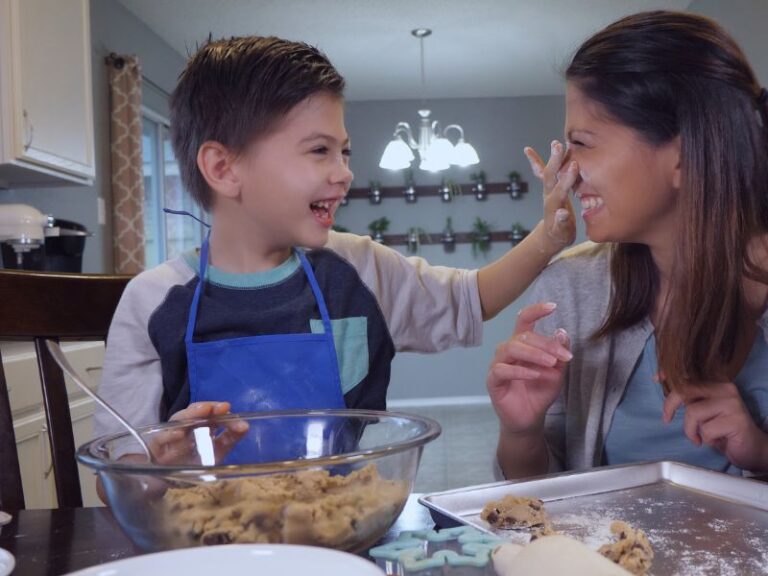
{"left": 481, "top": 495, "right": 548, "bottom": 529}
{"left": 529, "top": 520, "right": 559, "bottom": 542}
{"left": 598, "top": 521, "right": 654, "bottom": 576}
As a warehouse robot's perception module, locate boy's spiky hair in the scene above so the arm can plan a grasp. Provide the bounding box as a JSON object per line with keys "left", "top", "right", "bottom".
{"left": 169, "top": 36, "right": 345, "bottom": 211}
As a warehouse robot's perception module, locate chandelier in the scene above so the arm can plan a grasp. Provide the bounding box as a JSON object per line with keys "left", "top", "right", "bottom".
{"left": 379, "top": 29, "right": 480, "bottom": 172}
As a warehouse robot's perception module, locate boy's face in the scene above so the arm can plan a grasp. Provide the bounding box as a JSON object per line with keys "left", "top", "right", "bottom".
{"left": 231, "top": 92, "right": 353, "bottom": 250}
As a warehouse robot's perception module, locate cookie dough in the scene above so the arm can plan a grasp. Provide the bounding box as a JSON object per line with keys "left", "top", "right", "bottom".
{"left": 160, "top": 463, "right": 406, "bottom": 549}
{"left": 529, "top": 520, "right": 559, "bottom": 542}
{"left": 480, "top": 495, "right": 548, "bottom": 530}
{"left": 493, "top": 535, "right": 633, "bottom": 575}
{"left": 598, "top": 521, "right": 654, "bottom": 576}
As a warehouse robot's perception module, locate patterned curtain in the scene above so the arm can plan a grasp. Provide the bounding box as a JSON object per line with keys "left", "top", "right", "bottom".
{"left": 107, "top": 54, "right": 145, "bottom": 274}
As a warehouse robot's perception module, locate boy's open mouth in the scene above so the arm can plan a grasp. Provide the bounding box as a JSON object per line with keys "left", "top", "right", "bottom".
{"left": 310, "top": 199, "right": 338, "bottom": 227}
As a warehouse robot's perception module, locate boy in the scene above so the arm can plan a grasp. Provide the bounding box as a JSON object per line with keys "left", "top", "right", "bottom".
{"left": 94, "top": 35, "right": 575, "bottom": 443}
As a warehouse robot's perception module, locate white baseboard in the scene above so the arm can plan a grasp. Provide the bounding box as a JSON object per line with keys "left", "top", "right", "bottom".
{"left": 387, "top": 395, "right": 492, "bottom": 409}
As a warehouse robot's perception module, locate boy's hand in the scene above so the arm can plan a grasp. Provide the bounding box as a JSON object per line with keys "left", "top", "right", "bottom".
{"left": 97, "top": 402, "right": 249, "bottom": 504}
{"left": 524, "top": 141, "right": 577, "bottom": 256}
{"left": 488, "top": 302, "right": 572, "bottom": 435}
{"left": 169, "top": 400, "right": 232, "bottom": 422}
{"left": 150, "top": 401, "right": 249, "bottom": 465}
{"left": 663, "top": 382, "right": 768, "bottom": 471}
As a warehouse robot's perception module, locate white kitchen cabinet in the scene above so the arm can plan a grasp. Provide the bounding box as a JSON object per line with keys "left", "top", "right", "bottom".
{"left": 2, "top": 341, "right": 104, "bottom": 508}
{"left": 0, "top": 0, "right": 95, "bottom": 187}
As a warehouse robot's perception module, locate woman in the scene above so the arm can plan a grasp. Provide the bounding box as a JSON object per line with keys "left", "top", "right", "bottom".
{"left": 490, "top": 10, "right": 768, "bottom": 479}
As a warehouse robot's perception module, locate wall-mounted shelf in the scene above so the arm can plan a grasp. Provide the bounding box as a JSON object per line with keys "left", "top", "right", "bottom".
{"left": 345, "top": 180, "right": 529, "bottom": 202}
{"left": 373, "top": 231, "right": 526, "bottom": 245}
{"left": 345, "top": 229, "right": 531, "bottom": 252}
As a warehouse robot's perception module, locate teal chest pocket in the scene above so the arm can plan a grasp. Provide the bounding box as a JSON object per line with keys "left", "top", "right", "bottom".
{"left": 310, "top": 316, "right": 369, "bottom": 394}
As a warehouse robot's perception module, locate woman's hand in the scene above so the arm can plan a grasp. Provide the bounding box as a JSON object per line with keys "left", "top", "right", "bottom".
{"left": 150, "top": 401, "right": 249, "bottom": 465}
{"left": 663, "top": 382, "right": 768, "bottom": 471}
{"left": 524, "top": 140, "right": 578, "bottom": 256}
{"left": 488, "top": 302, "right": 573, "bottom": 435}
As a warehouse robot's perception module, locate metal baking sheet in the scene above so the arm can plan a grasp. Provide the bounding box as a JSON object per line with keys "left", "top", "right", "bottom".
{"left": 419, "top": 461, "right": 768, "bottom": 575}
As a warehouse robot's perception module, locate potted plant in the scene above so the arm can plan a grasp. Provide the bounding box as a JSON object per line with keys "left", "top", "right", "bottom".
{"left": 406, "top": 227, "right": 430, "bottom": 254}
{"left": 369, "top": 180, "right": 382, "bottom": 205}
{"left": 439, "top": 178, "right": 461, "bottom": 203}
{"left": 471, "top": 217, "right": 492, "bottom": 257}
{"left": 510, "top": 222, "right": 528, "bottom": 245}
{"left": 470, "top": 171, "right": 487, "bottom": 201}
{"left": 368, "top": 217, "right": 390, "bottom": 244}
{"left": 442, "top": 217, "right": 456, "bottom": 253}
{"left": 508, "top": 171, "right": 524, "bottom": 199}
{"left": 332, "top": 224, "right": 350, "bottom": 234}
{"left": 403, "top": 168, "right": 417, "bottom": 203}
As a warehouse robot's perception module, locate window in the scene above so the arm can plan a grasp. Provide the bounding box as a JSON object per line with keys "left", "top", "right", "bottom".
{"left": 141, "top": 109, "right": 205, "bottom": 268}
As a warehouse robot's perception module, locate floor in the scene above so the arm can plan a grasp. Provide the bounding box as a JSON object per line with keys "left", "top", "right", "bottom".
{"left": 397, "top": 402, "right": 500, "bottom": 494}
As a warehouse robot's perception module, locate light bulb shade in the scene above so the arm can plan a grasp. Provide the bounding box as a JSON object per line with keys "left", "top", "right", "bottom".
{"left": 451, "top": 140, "right": 480, "bottom": 167}
{"left": 379, "top": 137, "right": 414, "bottom": 170}
{"left": 419, "top": 154, "right": 450, "bottom": 172}
{"left": 419, "top": 138, "right": 451, "bottom": 172}
{"left": 426, "top": 137, "right": 454, "bottom": 168}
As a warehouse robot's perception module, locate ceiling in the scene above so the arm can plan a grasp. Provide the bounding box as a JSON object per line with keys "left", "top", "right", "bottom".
{"left": 117, "top": 0, "right": 694, "bottom": 101}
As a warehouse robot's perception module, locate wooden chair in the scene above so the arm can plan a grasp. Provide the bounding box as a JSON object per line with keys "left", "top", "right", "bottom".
{"left": 0, "top": 269, "right": 131, "bottom": 511}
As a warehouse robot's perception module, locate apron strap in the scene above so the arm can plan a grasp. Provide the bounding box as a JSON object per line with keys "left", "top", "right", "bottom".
{"left": 296, "top": 250, "right": 335, "bottom": 338}
{"left": 185, "top": 231, "right": 211, "bottom": 345}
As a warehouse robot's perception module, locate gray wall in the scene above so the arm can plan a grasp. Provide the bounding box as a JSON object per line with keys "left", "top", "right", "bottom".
{"left": 689, "top": 0, "right": 768, "bottom": 85}
{"left": 338, "top": 96, "right": 572, "bottom": 401}
{"left": 0, "top": 0, "right": 186, "bottom": 273}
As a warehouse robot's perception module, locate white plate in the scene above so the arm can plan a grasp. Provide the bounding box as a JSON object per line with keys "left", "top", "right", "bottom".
{"left": 0, "top": 548, "right": 14, "bottom": 576}
{"left": 65, "top": 544, "right": 385, "bottom": 575}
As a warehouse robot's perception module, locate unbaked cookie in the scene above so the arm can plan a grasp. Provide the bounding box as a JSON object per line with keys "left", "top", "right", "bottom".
{"left": 529, "top": 520, "right": 559, "bottom": 542}
{"left": 598, "top": 521, "right": 654, "bottom": 576}
{"left": 480, "top": 495, "right": 548, "bottom": 530}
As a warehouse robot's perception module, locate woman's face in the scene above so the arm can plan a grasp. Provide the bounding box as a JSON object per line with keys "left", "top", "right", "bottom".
{"left": 564, "top": 82, "right": 681, "bottom": 246}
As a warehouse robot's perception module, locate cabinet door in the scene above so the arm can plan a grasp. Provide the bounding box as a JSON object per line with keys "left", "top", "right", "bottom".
{"left": 10, "top": 0, "right": 95, "bottom": 179}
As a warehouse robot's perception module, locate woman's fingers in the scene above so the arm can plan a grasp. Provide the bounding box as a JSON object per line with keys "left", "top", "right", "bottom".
{"left": 489, "top": 362, "right": 542, "bottom": 383}
{"left": 517, "top": 330, "right": 573, "bottom": 362}
{"left": 514, "top": 302, "right": 558, "bottom": 335}
{"left": 542, "top": 141, "right": 565, "bottom": 190}
{"left": 698, "top": 417, "right": 733, "bottom": 450}
{"left": 497, "top": 339, "right": 560, "bottom": 368}
{"left": 662, "top": 391, "right": 685, "bottom": 423}
{"left": 524, "top": 147, "right": 546, "bottom": 180}
{"left": 552, "top": 161, "right": 579, "bottom": 204}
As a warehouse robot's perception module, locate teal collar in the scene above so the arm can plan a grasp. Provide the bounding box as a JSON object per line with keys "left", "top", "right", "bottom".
{"left": 182, "top": 249, "right": 301, "bottom": 289}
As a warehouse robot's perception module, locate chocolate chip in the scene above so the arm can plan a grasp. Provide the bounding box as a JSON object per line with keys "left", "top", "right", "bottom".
{"left": 202, "top": 530, "right": 233, "bottom": 545}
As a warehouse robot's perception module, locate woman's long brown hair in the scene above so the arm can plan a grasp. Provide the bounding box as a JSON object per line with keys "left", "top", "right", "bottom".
{"left": 567, "top": 11, "right": 768, "bottom": 390}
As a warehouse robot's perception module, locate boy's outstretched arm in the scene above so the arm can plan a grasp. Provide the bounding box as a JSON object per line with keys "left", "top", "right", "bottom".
{"left": 477, "top": 141, "right": 578, "bottom": 320}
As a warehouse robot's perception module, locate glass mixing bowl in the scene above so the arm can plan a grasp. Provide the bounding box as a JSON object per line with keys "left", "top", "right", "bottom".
{"left": 78, "top": 410, "right": 440, "bottom": 553}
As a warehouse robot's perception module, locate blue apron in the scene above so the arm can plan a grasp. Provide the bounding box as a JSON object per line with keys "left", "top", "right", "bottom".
{"left": 184, "top": 232, "right": 347, "bottom": 463}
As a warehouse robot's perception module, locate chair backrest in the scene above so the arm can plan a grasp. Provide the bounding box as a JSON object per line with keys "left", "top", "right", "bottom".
{"left": 0, "top": 269, "right": 131, "bottom": 510}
